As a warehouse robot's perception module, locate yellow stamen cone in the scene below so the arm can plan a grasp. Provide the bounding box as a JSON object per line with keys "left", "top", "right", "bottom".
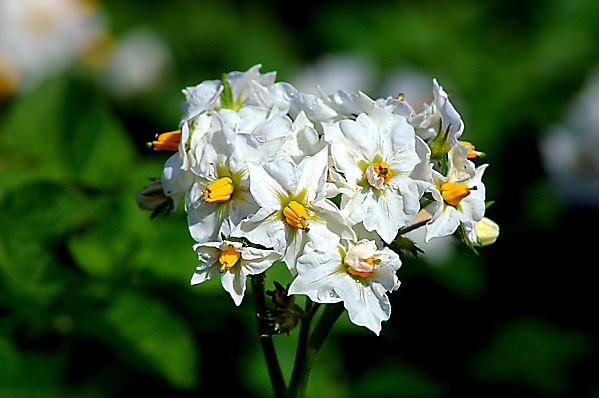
{"left": 283, "top": 201, "right": 310, "bottom": 231}
{"left": 348, "top": 255, "right": 376, "bottom": 277}
{"left": 440, "top": 182, "right": 471, "bottom": 206}
{"left": 148, "top": 130, "right": 181, "bottom": 151}
{"left": 202, "top": 177, "right": 234, "bottom": 203}
{"left": 458, "top": 141, "right": 485, "bottom": 159}
{"left": 365, "top": 162, "right": 393, "bottom": 184}
{"left": 218, "top": 244, "right": 240, "bottom": 271}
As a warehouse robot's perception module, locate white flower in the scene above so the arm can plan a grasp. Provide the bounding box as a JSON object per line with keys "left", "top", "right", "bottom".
{"left": 181, "top": 64, "right": 272, "bottom": 121}
{"left": 0, "top": 0, "right": 103, "bottom": 94}
{"left": 191, "top": 221, "right": 281, "bottom": 306}
{"left": 288, "top": 239, "right": 401, "bottom": 335}
{"left": 274, "top": 111, "right": 326, "bottom": 164}
{"left": 409, "top": 79, "right": 464, "bottom": 145}
{"left": 234, "top": 147, "right": 354, "bottom": 274}
{"left": 324, "top": 104, "right": 431, "bottom": 243}
{"left": 287, "top": 90, "right": 338, "bottom": 129}
{"left": 180, "top": 64, "right": 294, "bottom": 127}
{"left": 160, "top": 66, "right": 295, "bottom": 213}
{"left": 425, "top": 145, "right": 488, "bottom": 243}
{"left": 186, "top": 118, "right": 285, "bottom": 243}
{"left": 287, "top": 89, "right": 409, "bottom": 133}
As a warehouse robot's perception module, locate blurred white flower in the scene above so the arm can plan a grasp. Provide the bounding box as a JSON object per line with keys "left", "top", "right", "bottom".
{"left": 0, "top": 0, "right": 103, "bottom": 96}
{"left": 291, "top": 53, "right": 375, "bottom": 96}
{"left": 101, "top": 28, "right": 172, "bottom": 99}
{"left": 540, "top": 68, "right": 599, "bottom": 206}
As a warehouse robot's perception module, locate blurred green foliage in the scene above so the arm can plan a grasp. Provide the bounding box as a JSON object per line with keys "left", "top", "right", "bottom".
{"left": 1, "top": 0, "right": 598, "bottom": 397}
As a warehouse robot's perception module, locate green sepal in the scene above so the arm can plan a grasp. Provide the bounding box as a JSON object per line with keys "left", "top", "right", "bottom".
{"left": 150, "top": 199, "right": 174, "bottom": 220}
{"left": 220, "top": 233, "right": 273, "bottom": 251}
{"left": 420, "top": 192, "right": 436, "bottom": 208}
{"left": 439, "top": 150, "right": 449, "bottom": 176}
{"left": 453, "top": 223, "right": 479, "bottom": 255}
{"left": 429, "top": 120, "right": 448, "bottom": 160}
{"left": 219, "top": 73, "right": 235, "bottom": 110}
{"left": 387, "top": 236, "right": 425, "bottom": 258}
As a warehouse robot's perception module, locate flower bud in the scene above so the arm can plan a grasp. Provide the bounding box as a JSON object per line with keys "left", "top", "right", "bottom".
{"left": 474, "top": 217, "right": 499, "bottom": 246}
{"left": 135, "top": 178, "right": 173, "bottom": 218}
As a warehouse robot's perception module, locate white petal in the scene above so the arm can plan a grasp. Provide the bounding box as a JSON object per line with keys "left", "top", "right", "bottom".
{"left": 221, "top": 267, "right": 247, "bottom": 306}
{"left": 190, "top": 265, "right": 220, "bottom": 285}
{"left": 335, "top": 277, "right": 390, "bottom": 335}
{"left": 425, "top": 205, "right": 461, "bottom": 242}
{"left": 246, "top": 162, "right": 286, "bottom": 210}
{"left": 161, "top": 153, "right": 194, "bottom": 211}
{"left": 289, "top": 250, "right": 344, "bottom": 304}
{"left": 296, "top": 147, "right": 329, "bottom": 202}
{"left": 236, "top": 213, "right": 286, "bottom": 253}
{"left": 188, "top": 202, "right": 222, "bottom": 243}
{"left": 361, "top": 188, "right": 407, "bottom": 244}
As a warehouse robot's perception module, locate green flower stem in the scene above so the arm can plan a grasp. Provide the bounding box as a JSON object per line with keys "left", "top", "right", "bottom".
{"left": 250, "top": 274, "right": 287, "bottom": 398}
{"left": 288, "top": 302, "right": 345, "bottom": 398}
{"left": 288, "top": 299, "right": 319, "bottom": 397}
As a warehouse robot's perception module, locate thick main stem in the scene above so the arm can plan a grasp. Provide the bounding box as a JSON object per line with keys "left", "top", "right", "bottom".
{"left": 250, "top": 274, "right": 287, "bottom": 398}
{"left": 288, "top": 302, "right": 344, "bottom": 398}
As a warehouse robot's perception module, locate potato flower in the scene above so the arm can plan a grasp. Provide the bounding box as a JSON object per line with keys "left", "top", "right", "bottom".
{"left": 234, "top": 147, "right": 354, "bottom": 274}
{"left": 186, "top": 119, "right": 286, "bottom": 243}
{"left": 324, "top": 103, "right": 431, "bottom": 243}
{"left": 191, "top": 221, "right": 282, "bottom": 306}
{"left": 425, "top": 144, "right": 488, "bottom": 243}
{"left": 289, "top": 239, "right": 401, "bottom": 335}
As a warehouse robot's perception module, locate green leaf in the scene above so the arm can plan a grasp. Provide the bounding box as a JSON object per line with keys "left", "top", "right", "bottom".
{"left": 103, "top": 290, "right": 199, "bottom": 390}
{"left": 0, "top": 77, "right": 69, "bottom": 181}
{"left": 61, "top": 80, "right": 136, "bottom": 186}
{"left": 0, "top": 335, "right": 21, "bottom": 384}
{"left": 0, "top": 181, "right": 96, "bottom": 287}
{"left": 0, "top": 76, "right": 135, "bottom": 188}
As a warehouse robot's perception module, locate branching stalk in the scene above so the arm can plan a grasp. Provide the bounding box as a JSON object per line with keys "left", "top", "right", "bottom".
{"left": 250, "top": 274, "right": 287, "bottom": 398}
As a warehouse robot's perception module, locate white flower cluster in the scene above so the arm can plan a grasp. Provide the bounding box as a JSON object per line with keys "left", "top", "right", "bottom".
{"left": 147, "top": 65, "right": 497, "bottom": 334}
